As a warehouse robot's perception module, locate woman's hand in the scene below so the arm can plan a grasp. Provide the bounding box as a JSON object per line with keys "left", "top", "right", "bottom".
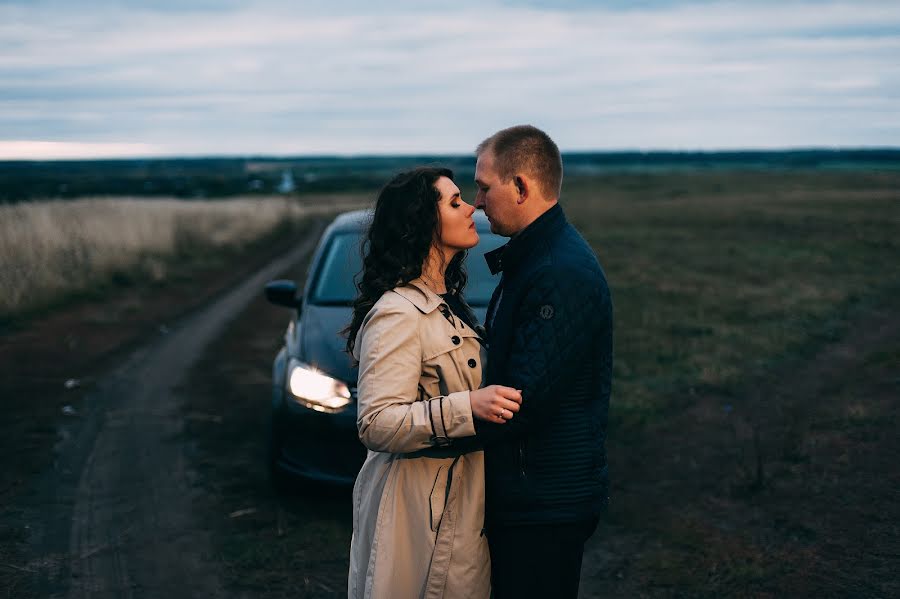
{"left": 470, "top": 385, "right": 522, "bottom": 423}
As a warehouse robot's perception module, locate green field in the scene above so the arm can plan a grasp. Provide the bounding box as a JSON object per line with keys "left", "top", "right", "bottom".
{"left": 181, "top": 169, "right": 899, "bottom": 597}
{"left": 555, "top": 171, "right": 899, "bottom": 427}
{"left": 560, "top": 170, "right": 899, "bottom": 596}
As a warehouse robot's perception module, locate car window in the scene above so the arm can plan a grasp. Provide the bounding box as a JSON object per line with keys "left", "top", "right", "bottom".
{"left": 309, "top": 230, "right": 506, "bottom": 306}
{"left": 310, "top": 233, "right": 362, "bottom": 305}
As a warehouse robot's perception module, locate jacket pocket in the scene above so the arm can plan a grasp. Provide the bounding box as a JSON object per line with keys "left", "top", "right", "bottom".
{"left": 429, "top": 465, "right": 448, "bottom": 532}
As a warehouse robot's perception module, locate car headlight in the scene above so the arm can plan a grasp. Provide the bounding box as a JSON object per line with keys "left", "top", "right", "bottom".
{"left": 286, "top": 359, "right": 352, "bottom": 412}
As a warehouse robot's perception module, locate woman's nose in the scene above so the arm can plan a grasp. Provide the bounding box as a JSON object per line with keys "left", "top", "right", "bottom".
{"left": 466, "top": 203, "right": 476, "bottom": 217}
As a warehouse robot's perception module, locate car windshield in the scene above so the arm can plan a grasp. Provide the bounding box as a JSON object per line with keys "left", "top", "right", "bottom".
{"left": 310, "top": 230, "right": 506, "bottom": 306}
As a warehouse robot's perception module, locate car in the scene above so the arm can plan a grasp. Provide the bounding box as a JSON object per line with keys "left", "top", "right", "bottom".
{"left": 264, "top": 209, "right": 505, "bottom": 487}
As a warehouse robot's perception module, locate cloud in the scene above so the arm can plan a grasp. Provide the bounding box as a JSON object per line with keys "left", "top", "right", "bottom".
{"left": 1, "top": 0, "right": 898, "bottom": 157}
{"left": 0, "top": 140, "right": 163, "bottom": 159}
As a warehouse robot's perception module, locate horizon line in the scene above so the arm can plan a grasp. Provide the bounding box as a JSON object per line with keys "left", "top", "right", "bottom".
{"left": 2, "top": 146, "right": 900, "bottom": 163}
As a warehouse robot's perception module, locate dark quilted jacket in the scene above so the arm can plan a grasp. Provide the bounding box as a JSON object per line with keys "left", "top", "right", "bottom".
{"left": 475, "top": 203, "right": 612, "bottom": 526}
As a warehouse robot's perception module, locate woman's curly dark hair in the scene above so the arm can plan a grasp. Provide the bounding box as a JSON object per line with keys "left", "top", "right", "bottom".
{"left": 344, "top": 167, "right": 468, "bottom": 355}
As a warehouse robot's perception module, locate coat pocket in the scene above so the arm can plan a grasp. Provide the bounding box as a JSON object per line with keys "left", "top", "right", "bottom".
{"left": 429, "top": 465, "right": 449, "bottom": 532}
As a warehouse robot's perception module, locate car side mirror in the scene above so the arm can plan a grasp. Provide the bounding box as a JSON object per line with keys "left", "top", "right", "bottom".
{"left": 265, "top": 280, "right": 303, "bottom": 311}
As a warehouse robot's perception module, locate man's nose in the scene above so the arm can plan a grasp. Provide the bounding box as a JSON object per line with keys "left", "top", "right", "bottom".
{"left": 474, "top": 194, "right": 485, "bottom": 209}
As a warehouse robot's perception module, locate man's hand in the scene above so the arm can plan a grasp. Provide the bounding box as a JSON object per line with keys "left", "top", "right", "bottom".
{"left": 470, "top": 385, "right": 522, "bottom": 424}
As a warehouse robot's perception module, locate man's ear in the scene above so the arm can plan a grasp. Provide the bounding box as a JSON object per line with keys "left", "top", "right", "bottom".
{"left": 514, "top": 175, "right": 528, "bottom": 204}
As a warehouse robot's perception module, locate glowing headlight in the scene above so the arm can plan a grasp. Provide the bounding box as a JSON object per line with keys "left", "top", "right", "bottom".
{"left": 287, "top": 359, "right": 352, "bottom": 411}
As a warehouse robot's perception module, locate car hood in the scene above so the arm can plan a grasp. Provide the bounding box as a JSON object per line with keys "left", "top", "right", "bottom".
{"left": 299, "top": 303, "right": 489, "bottom": 388}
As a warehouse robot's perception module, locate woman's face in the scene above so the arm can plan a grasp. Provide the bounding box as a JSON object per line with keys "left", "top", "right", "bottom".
{"left": 434, "top": 176, "right": 478, "bottom": 253}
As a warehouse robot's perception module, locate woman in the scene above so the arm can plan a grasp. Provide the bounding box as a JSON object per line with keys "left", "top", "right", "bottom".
{"left": 345, "top": 167, "right": 522, "bottom": 599}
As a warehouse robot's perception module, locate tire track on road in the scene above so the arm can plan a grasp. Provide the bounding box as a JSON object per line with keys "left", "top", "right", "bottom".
{"left": 27, "top": 219, "right": 326, "bottom": 599}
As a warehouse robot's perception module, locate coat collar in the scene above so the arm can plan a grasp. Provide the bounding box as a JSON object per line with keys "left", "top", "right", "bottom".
{"left": 391, "top": 278, "right": 484, "bottom": 342}
{"left": 484, "top": 202, "right": 567, "bottom": 275}
{"left": 391, "top": 277, "right": 444, "bottom": 314}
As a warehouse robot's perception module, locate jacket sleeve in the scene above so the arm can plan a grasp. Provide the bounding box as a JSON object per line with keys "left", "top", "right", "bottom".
{"left": 356, "top": 302, "right": 476, "bottom": 454}
{"left": 473, "top": 265, "right": 610, "bottom": 443}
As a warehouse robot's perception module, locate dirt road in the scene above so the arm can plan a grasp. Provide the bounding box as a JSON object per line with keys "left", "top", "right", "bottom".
{"left": 21, "top": 224, "right": 323, "bottom": 599}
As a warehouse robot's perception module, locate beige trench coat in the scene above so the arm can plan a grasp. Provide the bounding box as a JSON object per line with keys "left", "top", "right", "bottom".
{"left": 348, "top": 278, "right": 490, "bottom": 599}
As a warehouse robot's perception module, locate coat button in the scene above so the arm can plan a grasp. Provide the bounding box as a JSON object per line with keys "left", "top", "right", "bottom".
{"left": 451, "top": 335, "right": 461, "bottom": 345}
{"left": 468, "top": 358, "right": 477, "bottom": 368}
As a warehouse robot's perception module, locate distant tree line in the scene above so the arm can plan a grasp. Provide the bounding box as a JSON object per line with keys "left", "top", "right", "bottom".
{"left": 0, "top": 156, "right": 478, "bottom": 202}
{"left": 1, "top": 150, "right": 897, "bottom": 203}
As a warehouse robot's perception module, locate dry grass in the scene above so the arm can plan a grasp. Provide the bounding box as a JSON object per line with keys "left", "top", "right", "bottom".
{"left": 0, "top": 196, "right": 315, "bottom": 318}
{"left": 557, "top": 171, "right": 900, "bottom": 427}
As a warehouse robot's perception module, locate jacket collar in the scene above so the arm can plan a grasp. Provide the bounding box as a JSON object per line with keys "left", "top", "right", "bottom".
{"left": 484, "top": 202, "right": 567, "bottom": 275}
{"left": 391, "top": 277, "right": 445, "bottom": 314}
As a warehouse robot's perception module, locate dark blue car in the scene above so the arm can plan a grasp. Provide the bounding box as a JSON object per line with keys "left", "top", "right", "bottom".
{"left": 264, "top": 209, "right": 504, "bottom": 486}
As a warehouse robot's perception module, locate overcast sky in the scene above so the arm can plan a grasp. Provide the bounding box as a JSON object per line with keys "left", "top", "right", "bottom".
{"left": 1, "top": 0, "right": 898, "bottom": 158}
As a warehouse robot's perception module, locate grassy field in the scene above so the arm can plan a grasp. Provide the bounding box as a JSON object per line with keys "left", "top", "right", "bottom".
{"left": 558, "top": 171, "right": 899, "bottom": 428}
{"left": 2, "top": 169, "right": 896, "bottom": 597}
{"left": 560, "top": 170, "right": 899, "bottom": 596}
{"left": 0, "top": 196, "right": 318, "bottom": 321}
{"left": 181, "top": 169, "right": 899, "bottom": 597}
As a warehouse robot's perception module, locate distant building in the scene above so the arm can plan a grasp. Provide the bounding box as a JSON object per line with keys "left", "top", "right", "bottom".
{"left": 277, "top": 169, "right": 295, "bottom": 194}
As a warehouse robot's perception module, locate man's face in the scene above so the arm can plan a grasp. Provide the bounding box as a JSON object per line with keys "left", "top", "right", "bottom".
{"left": 474, "top": 151, "right": 520, "bottom": 237}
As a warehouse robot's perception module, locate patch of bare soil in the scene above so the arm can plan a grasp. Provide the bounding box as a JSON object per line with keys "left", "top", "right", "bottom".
{"left": 0, "top": 220, "right": 316, "bottom": 494}
{"left": 0, "top": 218, "right": 321, "bottom": 598}
{"left": 582, "top": 301, "right": 899, "bottom": 598}
{"left": 181, "top": 244, "right": 351, "bottom": 599}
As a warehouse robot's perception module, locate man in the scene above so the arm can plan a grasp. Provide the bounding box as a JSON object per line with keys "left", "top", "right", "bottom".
{"left": 472, "top": 125, "right": 613, "bottom": 598}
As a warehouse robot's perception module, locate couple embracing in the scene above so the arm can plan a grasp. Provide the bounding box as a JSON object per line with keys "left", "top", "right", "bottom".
{"left": 345, "top": 125, "right": 613, "bottom": 599}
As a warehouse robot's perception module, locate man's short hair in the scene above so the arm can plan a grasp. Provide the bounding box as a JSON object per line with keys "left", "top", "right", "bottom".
{"left": 476, "top": 125, "right": 563, "bottom": 200}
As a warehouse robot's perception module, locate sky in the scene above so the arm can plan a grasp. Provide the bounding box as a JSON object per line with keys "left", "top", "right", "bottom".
{"left": 1, "top": 0, "right": 898, "bottom": 158}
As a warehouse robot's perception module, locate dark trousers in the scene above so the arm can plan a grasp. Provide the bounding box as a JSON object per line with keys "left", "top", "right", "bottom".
{"left": 488, "top": 518, "right": 598, "bottom": 599}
